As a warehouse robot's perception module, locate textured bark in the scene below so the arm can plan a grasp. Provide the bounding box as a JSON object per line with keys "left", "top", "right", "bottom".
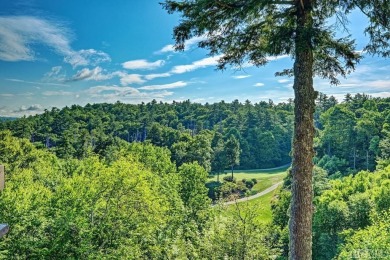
{"left": 289, "top": 0, "right": 316, "bottom": 259}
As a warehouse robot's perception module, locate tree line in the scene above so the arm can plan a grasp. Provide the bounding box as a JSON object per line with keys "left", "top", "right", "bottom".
{"left": 2, "top": 93, "right": 390, "bottom": 175}
{"left": 0, "top": 99, "right": 294, "bottom": 172}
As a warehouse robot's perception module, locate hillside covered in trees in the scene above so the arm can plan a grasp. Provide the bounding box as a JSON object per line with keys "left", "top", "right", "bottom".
{"left": 1, "top": 93, "right": 390, "bottom": 258}
{"left": 2, "top": 93, "right": 390, "bottom": 174}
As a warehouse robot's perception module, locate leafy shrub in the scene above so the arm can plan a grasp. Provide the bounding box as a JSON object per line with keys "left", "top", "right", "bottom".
{"left": 223, "top": 175, "right": 236, "bottom": 183}
{"left": 242, "top": 179, "right": 254, "bottom": 189}
{"left": 236, "top": 181, "right": 248, "bottom": 193}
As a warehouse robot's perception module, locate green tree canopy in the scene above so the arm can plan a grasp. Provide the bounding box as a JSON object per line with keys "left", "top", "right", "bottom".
{"left": 225, "top": 135, "right": 240, "bottom": 178}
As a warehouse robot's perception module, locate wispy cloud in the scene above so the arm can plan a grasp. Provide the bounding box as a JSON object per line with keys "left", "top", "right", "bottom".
{"left": 138, "top": 81, "right": 187, "bottom": 90}
{"left": 87, "top": 85, "right": 139, "bottom": 95}
{"left": 42, "top": 91, "right": 74, "bottom": 96}
{"left": 116, "top": 73, "right": 145, "bottom": 85}
{"left": 43, "top": 66, "right": 66, "bottom": 82}
{"left": 241, "top": 54, "right": 290, "bottom": 68}
{"left": 0, "top": 16, "right": 110, "bottom": 67}
{"left": 254, "top": 83, "right": 265, "bottom": 87}
{"left": 69, "top": 67, "right": 113, "bottom": 81}
{"left": 339, "top": 79, "right": 390, "bottom": 89}
{"left": 64, "top": 49, "right": 111, "bottom": 68}
{"left": 7, "top": 78, "right": 69, "bottom": 87}
{"left": 122, "top": 59, "right": 164, "bottom": 70}
{"left": 171, "top": 55, "right": 222, "bottom": 74}
{"left": 45, "top": 66, "right": 62, "bottom": 77}
{"left": 278, "top": 79, "right": 290, "bottom": 83}
{"left": 142, "top": 56, "right": 222, "bottom": 80}
{"left": 267, "top": 55, "right": 289, "bottom": 61}
{"left": 86, "top": 85, "right": 174, "bottom": 103}
{"left": 232, "top": 75, "right": 251, "bottom": 79}
{"left": 159, "top": 44, "right": 175, "bottom": 53}
{"left": 14, "top": 104, "right": 43, "bottom": 112}
{"left": 157, "top": 35, "right": 205, "bottom": 53}
{"left": 144, "top": 73, "right": 172, "bottom": 80}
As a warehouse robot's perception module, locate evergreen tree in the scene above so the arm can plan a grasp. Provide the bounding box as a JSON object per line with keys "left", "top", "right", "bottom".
{"left": 225, "top": 135, "right": 240, "bottom": 178}
{"left": 162, "top": 1, "right": 390, "bottom": 258}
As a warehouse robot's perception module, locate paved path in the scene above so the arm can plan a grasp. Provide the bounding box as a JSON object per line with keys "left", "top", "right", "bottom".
{"left": 220, "top": 181, "right": 284, "bottom": 206}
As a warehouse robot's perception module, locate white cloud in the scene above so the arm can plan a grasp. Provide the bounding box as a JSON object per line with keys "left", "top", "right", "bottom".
{"left": 45, "top": 66, "right": 62, "bottom": 77}
{"left": 171, "top": 55, "right": 222, "bottom": 74}
{"left": 278, "top": 79, "right": 290, "bottom": 83}
{"left": 64, "top": 49, "right": 111, "bottom": 68}
{"left": 0, "top": 16, "right": 110, "bottom": 67}
{"left": 116, "top": 73, "right": 145, "bottom": 85}
{"left": 369, "top": 91, "right": 390, "bottom": 98}
{"left": 240, "top": 54, "right": 290, "bottom": 68}
{"left": 158, "top": 35, "right": 205, "bottom": 53}
{"left": 122, "top": 59, "right": 164, "bottom": 70}
{"left": 87, "top": 85, "right": 139, "bottom": 95}
{"left": 15, "top": 104, "right": 43, "bottom": 112}
{"left": 232, "top": 75, "right": 251, "bottom": 79}
{"left": 138, "top": 81, "right": 187, "bottom": 90}
{"left": 254, "top": 83, "right": 265, "bottom": 87}
{"left": 42, "top": 91, "right": 74, "bottom": 96}
{"left": 159, "top": 44, "right": 174, "bottom": 53}
{"left": 0, "top": 94, "right": 14, "bottom": 97}
{"left": 85, "top": 85, "right": 174, "bottom": 103}
{"left": 7, "top": 78, "right": 69, "bottom": 87}
{"left": 267, "top": 55, "right": 289, "bottom": 61}
{"left": 144, "top": 73, "right": 172, "bottom": 80}
{"left": 70, "top": 67, "right": 112, "bottom": 81}
{"left": 326, "top": 79, "right": 390, "bottom": 90}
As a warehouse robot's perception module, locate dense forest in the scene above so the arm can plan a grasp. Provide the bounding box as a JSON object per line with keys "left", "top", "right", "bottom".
{"left": 1, "top": 93, "right": 390, "bottom": 258}
{"left": 2, "top": 93, "right": 390, "bottom": 174}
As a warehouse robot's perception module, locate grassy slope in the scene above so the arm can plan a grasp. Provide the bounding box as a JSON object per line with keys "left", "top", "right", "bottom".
{"left": 217, "top": 187, "right": 281, "bottom": 224}
{"left": 211, "top": 166, "right": 288, "bottom": 223}
{"left": 208, "top": 166, "right": 288, "bottom": 194}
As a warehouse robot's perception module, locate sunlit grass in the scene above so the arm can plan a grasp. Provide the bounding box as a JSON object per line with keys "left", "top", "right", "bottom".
{"left": 216, "top": 187, "right": 281, "bottom": 224}
{"left": 208, "top": 165, "right": 288, "bottom": 193}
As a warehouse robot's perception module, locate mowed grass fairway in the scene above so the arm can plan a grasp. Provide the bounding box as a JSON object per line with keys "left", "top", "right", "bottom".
{"left": 208, "top": 165, "right": 289, "bottom": 194}
{"left": 210, "top": 165, "right": 289, "bottom": 223}
{"left": 215, "top": 187, "right": 282, "bottom": 224}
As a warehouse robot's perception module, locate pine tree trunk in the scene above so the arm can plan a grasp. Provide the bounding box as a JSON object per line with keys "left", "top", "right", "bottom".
{"left": 289, "top": 1, "right": 315, "bottom": 259}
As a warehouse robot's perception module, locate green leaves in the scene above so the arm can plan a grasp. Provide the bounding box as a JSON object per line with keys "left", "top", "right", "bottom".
{"left": 0, "top": 134, "right": 182, "bottom": 258}
{"left": 312, "top": 166, "right": 390, "bottom": 259}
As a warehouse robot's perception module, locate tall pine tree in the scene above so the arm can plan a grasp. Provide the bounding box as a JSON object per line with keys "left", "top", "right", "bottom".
{"left": 162, "top": 1, "right": 390, "bottom": 259}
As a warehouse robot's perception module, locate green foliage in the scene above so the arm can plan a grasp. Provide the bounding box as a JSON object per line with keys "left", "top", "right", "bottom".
{"left": 211, "top": 133, "right": 226, "bottom": 175}
{"left": 5, "top": 94, "right": 390, "bottom": 175}
{"left": 316, "top": 94, "right": 390, "bottom": 173}
{"left": 0, "top": 133, "right": 185, "bottom": 258}
{"left": 226, "top": 135, "right": 240, "bottom": 176}
{"left": 312, "top": 166, "right": 390, "bottom": 259}
{"left": 222, "top": 175, "right": 236, "bottom": 183}
{"left": 337, "top": 210, "right": 390, "bottom": 259}
{"left": 178, "top": 163, "right": 210, "bottom": 216}
{"left": 243, "top": 179, "right": 255, "bottom": 190}
{"left": 208, "top": 203, "right": 277, "bottom": 259}
{"left": 0, "top": 100, "right": 294, "bottom": 171}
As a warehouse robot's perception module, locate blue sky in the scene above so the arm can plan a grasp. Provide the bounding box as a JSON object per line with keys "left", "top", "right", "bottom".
{"left": 0, "top": 0, "right": 389, "bottom": 117}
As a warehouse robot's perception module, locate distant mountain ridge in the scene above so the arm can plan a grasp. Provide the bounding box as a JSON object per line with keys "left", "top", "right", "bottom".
{"left": 0, "top": 117, "right": 17, "bottom": 122}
